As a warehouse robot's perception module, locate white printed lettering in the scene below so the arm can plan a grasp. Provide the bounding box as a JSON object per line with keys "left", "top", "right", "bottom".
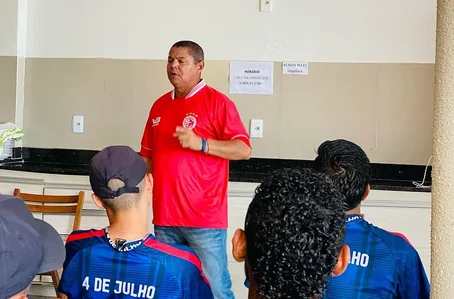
{"left": 138, "top": 284, "right": 148, "bottom": 297}
{"left": 350, "top": 251, "right": 370, "bottom": 268}
{"left": 360, "top": 253, "right": 369, "bottom": 267}
{"left": 147, "top": 286, "right": 156, "bottom": 298}
{"left": 94, "top": 277, "right": 103, "bottom": 292}
{"left": 82, "top": 276, "right": 90, "bottom": 290}
{"left": 351, "top": 251, "right": 361, "bottom": 265}
{"left": 102, "top": 278, "right": 110, "bottom": 293}
{"left": 114, "top": 281, "right": 122, "bottom": 294}
{"left": 81, "top": 277, "right": 156, "bottom": 298}
{"left": 122, "top": 282, "right": 131, "bottom": 295}
{"left": 130, "top": 283, "right": 138, "bottom": 297}
{"left": 346, "top": 215, "right": 361, "bottom": 223}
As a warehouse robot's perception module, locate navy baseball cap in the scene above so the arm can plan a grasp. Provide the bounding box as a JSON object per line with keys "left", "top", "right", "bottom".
{"left": 89, "top": 145, "right": 147, "bottom": 199}
{"left": 0, "top": 195, "right": 65, "bottom": 298}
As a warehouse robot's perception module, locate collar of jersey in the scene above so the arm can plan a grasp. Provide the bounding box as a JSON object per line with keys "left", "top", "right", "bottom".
{"left": 346, "top": 214, "right": 363, "bottom": 223}
{"left": 104, "top": 227, "right": 150, "bottom": 252}
{"left": 170, "top": 79, "right": 206, "bottom": 100}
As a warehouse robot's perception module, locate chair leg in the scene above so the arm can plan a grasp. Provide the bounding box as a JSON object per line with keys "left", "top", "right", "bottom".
{"left": 50, "top": 270, "right": 61, "bottom": 298}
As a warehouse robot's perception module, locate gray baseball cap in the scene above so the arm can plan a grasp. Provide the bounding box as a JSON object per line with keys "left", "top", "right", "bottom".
{"left": 0, "top": 195, "right": 66, "bottom": 298}
{"left": 89, "top": 145, "right": 147, "bottom": 199}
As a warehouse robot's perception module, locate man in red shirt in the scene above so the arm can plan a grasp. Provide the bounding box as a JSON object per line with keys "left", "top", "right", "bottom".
{"left": 140, "top": 40, "right": 251, "bottom": 299}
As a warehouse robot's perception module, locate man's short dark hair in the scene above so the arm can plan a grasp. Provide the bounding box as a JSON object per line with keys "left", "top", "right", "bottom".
{"left": 172, "top": 40, "right": 204, "bottom": 63}
{"left": 245, "top": 168, "right": 347, "bottom": 299}
{"left": 313, "top": 139, "right": 371, "bottom": 210}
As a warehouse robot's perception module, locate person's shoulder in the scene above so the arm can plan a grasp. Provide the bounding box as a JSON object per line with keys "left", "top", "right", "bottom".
{"left": 203, "top": 84, "right": 230, "bottom": 102}
{"left": 388, "top": 231, "right": 412, "bottom": 244}
{"left": 62, "top": 229, "right": 105, "bottom": 267}
{"left": 203, "top": 84, "right": 240, "bottom": 113}
{"left": 66, "top": 228, "right": 105, "bottom": 248}
{"left": 150, "top": 91, "right": 173, "bottom": 109}
{"left": 156, "top": 91, "right": 173, "bottom": 101}
{"left": 362, "top": 221, "right": 416, "bottom": 253}
{"left": 143, "top": 238, "right": 203, "bottom": 274}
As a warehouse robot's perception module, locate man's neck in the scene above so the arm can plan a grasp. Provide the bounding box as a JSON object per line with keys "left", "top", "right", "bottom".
{"left": 174, "top": 78, "right": 202, "bottom": 98}
{"left": 106, "top": 210, "right": 149, "bottom": 241}
{"left": 346, "top": 205, "right": 361, "bottom": 215}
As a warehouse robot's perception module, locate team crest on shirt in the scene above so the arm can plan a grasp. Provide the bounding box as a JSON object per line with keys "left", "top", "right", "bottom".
{"left": 183, "top": 112, "right": 198, "bottom": 130}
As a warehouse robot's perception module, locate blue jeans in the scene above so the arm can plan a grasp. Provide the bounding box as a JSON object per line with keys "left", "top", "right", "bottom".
{"left": 154, "top": 226, "right": 235, "bottom": 299}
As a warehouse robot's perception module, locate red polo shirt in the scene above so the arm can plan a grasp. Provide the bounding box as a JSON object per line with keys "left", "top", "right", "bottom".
{"left": 140, "top": 81, "right": 251, "bottom": 228}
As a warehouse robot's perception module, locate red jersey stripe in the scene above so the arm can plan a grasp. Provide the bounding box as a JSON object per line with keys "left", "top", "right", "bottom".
{"left": 66, "top": 229, "right": 104, "bottom": 244}
{"left": 144, "top": 238, "right": 210, "bottom": 285}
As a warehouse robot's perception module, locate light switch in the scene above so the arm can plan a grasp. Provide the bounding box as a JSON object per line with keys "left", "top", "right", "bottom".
{"left": 250, "top": 119, "right": 263, "bottom": 138}
{"left": 260, "top": 0, "right": 273, "bottom": 12}
{"left": 72, "top": 115, "right": 84, "bottom": 133}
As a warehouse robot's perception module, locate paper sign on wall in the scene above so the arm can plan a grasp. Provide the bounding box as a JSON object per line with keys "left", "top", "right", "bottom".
{"left": 229, "top": 61, "right": 274, "bottom": 95}
{"left": 282, "top": 61, "right": 309, "bottom": 75}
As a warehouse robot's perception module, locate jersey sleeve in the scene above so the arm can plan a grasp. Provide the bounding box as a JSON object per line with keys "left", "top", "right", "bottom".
{"left": 181, "top": 275, "right": 214, "bottom": 299}
{"left": 168, "top": 244, "right": 214, "bottom": 298}
{"left": 390, "top": 231, "right": 413, "bottom": 245}
{"left": 397, "top": 247, "right": 430, "bottom": 298}
{"left": 57, "top": 234, "right": 84, "bottom": 298}
{"left": 140, "top": 107, "right": 154, "bottom": 158}
{"left": 58, "top": 229, "right": 102, "bottom": 298}
{"left": 215, "top": 96, "right": 251, "bottom": 147}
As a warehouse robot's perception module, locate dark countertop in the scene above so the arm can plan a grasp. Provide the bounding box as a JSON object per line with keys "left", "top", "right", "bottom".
{"left": 0, "top": 148, "right": 432, "bottom": 193}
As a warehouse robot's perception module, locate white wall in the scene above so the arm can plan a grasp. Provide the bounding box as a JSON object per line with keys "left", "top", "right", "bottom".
{"left": 0, "top": 0, "right": 18, "bottom": 56}
{"left": 25, "top": 0, "right": 437, "bottom": 62}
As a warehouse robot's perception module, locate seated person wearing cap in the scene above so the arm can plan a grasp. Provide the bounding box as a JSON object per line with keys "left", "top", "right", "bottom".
{"left": 232, "top": 168, "right": 350, "bottom": 299}
{"left": 0, "top": 195, "right": 65, "bottom": 299}
{"left": 58, "top": 145, "right": 213, "bottom": 299}
{"left": 314, "top": 139, "right": 430, "bottom": 298}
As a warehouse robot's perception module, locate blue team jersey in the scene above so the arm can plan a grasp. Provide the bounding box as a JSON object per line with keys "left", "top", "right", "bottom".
{"left": 323, "top": 215, "right": 430, "bottom": 299}
{"left": 58, "top": 228, "right": 214, "bottom": 299}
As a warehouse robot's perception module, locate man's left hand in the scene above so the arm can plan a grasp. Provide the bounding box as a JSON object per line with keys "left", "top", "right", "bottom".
{"left": 173, "top": 126, "right": 202, "bottom": 151}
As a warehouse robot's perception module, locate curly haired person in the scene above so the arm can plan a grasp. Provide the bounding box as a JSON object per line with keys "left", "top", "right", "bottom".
{"left": 232, "top": 168, "right": 350, "bottom": 299}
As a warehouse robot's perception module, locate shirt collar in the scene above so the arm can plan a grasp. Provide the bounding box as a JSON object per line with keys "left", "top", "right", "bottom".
{"left": 171, "top": 79, "right": 206, "bottom": 100}
{"left": 346, "top": 214, "right": 363, "bottom": 223}
{"left": 104, "top": 227, "right": 150, "bottom": 252}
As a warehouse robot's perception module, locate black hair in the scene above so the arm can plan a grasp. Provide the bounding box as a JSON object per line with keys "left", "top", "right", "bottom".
{"left": 245, "top": 168, "right": 347, "bottom": 299}
{"left": 313, "top": 139, "right": 371, "bottom": 210}
{"left": 171, "top": 40, "right": 204, "bottom": 63}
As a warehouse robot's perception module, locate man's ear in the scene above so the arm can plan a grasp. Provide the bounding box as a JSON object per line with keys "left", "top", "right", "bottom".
{"left": 197, "top": 60, "right": 205, "bottom": 72}
{"left": 332, "top": 244, "right": 350, "bottom": 276}
{"left": 145, "top": 173, "right": 153, "bottom": 204}
{"left": 145, "top": 173, "right": 153, "bottom": 193}
{"left": 232, "top": 229, "right": 247, "bottom": 262}
{"left": 91, "top": 193, "right": 105, "bottom": 210}
{"left": 362, "top": 184, "right": 370, "bottom": 201}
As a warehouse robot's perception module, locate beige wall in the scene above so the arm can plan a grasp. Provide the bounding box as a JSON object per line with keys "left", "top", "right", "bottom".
{"left": 21, "top": 58, "right": 434, "bottom": 164}
{"left": 0, "top": 56, "right": 17, "bottom": 123}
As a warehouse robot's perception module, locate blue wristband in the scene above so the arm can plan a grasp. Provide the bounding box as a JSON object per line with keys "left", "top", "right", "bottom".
{"left": 201, "top": 138, "right": 207, "bottom": 152}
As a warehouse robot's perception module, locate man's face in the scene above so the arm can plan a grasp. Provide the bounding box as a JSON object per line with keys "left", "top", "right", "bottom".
{"left": 167, "top": 46, "right": 203, "bottom": 89}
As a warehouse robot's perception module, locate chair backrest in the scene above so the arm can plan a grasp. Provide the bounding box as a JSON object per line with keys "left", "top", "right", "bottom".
{"left": 13, "top": 188, "right": 85, "bottom": 231}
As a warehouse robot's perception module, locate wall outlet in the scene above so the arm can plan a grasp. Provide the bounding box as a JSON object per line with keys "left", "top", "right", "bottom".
{"left": 260, "top": 0, "right": 273, "bottom": 12}
{"left": 72, "top": 115, "right": 84, "bottom": 133}
{"left": 250, "top": 119, "right": 263, "bottom": 138}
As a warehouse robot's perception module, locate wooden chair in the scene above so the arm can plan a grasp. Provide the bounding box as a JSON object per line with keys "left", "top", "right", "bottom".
{"left": 13, "top": 188, "right": 85, "bottom": 299}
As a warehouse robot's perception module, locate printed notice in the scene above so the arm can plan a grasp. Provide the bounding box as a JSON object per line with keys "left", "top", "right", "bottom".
{"left": 229, "top": 62, "right": 274, "bottom": 95}
{"left": 282, "top": 61, "right": 309, "bottom": 75}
